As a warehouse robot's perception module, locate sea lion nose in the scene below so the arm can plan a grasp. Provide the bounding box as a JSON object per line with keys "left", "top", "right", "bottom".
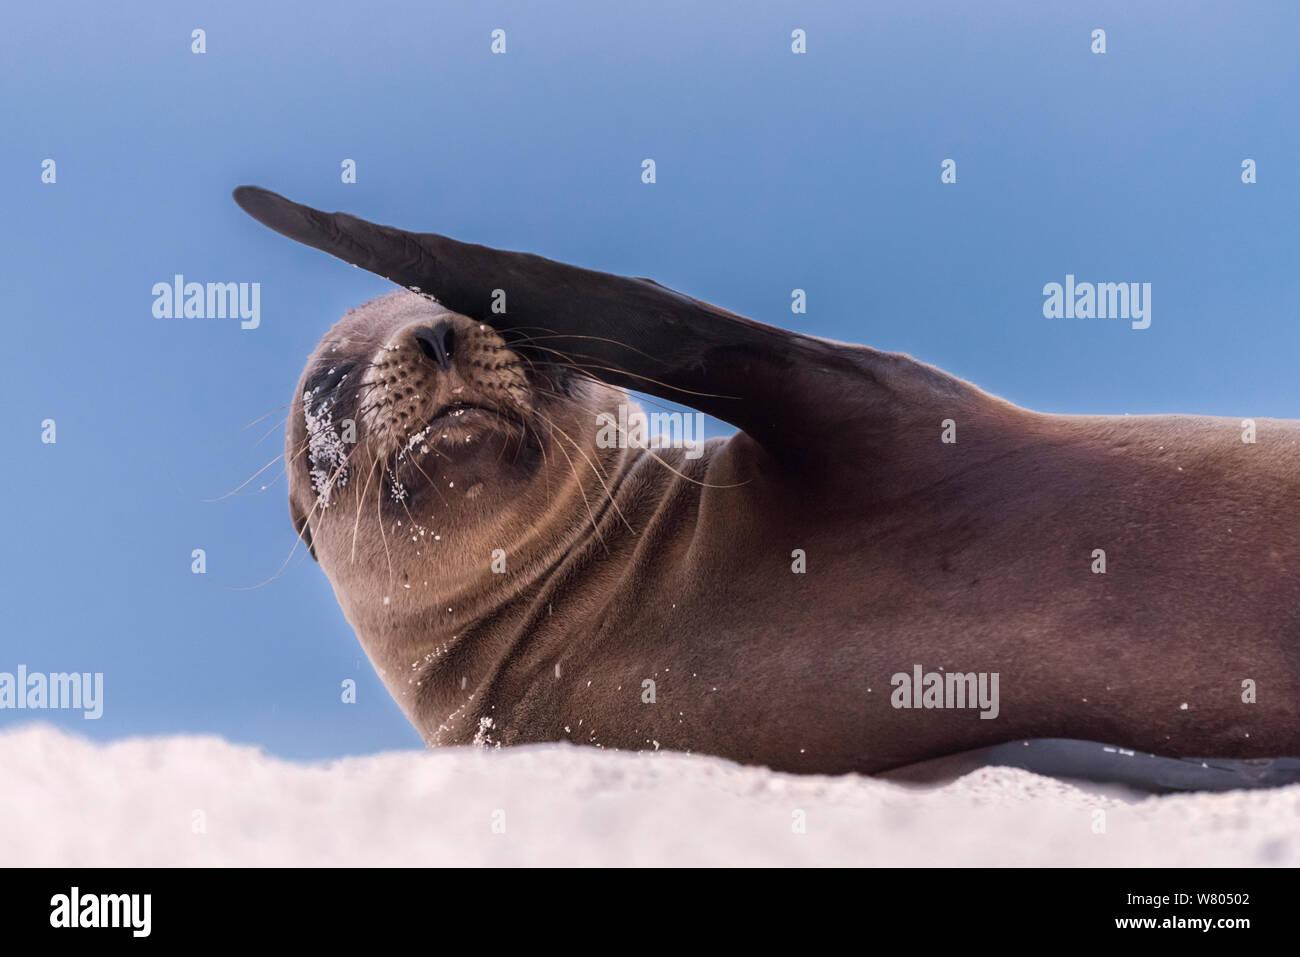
{"left": 413, "top": 321, "right": 456, "bottom": 372}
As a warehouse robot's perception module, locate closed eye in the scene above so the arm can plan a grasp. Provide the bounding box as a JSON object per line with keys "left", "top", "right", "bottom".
{"left": 304, "top": 362, "right": 354, "bottom": 402}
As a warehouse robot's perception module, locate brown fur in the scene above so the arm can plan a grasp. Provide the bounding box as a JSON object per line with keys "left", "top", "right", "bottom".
{"left": 289, "top": 290, "right": 1300, "bottom": 774}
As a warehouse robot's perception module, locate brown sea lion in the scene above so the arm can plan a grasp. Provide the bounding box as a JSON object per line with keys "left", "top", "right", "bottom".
{"left": 234, "top": 186, "right": 1300, "bottom": 787}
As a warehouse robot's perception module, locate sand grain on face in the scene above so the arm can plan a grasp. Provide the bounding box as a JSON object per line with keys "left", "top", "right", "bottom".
{"left": 302, "top": 390, "right": 352, "bottom": 508}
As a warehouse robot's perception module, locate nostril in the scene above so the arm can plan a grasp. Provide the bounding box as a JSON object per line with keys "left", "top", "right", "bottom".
{"left": 414, "top": 321, "right": 455, "bottom": 372}
{"left": 414, "top": 332, "right": 437, "bottom": 362}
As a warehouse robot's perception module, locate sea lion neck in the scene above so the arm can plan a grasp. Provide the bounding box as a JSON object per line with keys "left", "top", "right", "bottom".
{"left": 360, "top": 435, "right": 717, "bottom": 746}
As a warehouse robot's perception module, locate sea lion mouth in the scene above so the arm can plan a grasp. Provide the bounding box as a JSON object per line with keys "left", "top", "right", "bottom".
{"left": 400, "top": 399, "right": 529, "bottom": 452}
{"left": 426, "top": 401, "right": 506, "bottom": 428}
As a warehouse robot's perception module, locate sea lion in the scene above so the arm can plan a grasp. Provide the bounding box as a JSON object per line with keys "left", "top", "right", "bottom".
{"left": 234, "top": 185, "right": 1300, "bottom": 781}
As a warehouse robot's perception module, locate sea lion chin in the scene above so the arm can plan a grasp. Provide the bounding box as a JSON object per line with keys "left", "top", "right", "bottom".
{"left": 239, "top": 186, "right": 1300, "bottom": 788}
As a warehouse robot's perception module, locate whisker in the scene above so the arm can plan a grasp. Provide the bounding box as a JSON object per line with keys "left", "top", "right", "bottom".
{"left": 203, "top": 453, "right": 287, "bottom": 502}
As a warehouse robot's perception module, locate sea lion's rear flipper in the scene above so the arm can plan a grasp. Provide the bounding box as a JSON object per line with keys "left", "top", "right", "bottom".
{"left": 883, "top": 738, "right": 1300, "bottom": 793}
{"left": 984, "top": 739, "right": 1300, "bottom": 793}
{"left": 233, "top": 185, "right": 872, "bottom": 460}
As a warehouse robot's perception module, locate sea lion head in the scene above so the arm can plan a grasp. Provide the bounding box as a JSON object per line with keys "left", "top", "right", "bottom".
{"left": 286, "top": 288, "right": 629, "bottom": 720}
{"left": 236, "top": 185, "right": 727, "bottom": 739}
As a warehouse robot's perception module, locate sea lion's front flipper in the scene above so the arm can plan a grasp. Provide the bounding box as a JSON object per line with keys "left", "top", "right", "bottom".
{"left": 234, "top": 186, "right": 874, "bottom": 460}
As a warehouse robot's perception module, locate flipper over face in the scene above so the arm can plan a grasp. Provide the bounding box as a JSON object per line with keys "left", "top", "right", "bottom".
{"left": 232, "top": 185, "right": 938, "bottom": 464}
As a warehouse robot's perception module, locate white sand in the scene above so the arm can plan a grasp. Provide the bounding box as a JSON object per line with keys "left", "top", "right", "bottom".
{"left": 2, "top": 723, "right": 1296, "bottom": 867}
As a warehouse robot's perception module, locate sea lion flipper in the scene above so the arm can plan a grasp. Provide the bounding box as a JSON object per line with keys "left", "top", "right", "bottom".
{"left": 233, "top": 186, "right": 434, "bottom": 285}
{"left": 235, "top": 186, "right": 870, "bottom": 457}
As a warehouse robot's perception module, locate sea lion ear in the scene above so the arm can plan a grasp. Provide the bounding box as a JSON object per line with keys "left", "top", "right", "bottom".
{"left": 290, "top": 499, "right": 317, "bottom": 562}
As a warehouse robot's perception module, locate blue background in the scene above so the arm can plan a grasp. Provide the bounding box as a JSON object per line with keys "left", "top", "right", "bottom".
{"left": 2, "top": 1, "right": 1296, "bottom": 758}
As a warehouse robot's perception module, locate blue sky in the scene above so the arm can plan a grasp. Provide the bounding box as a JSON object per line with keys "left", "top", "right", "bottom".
{"left": 2, "top": 1, "right": 1296, "bottom": 758}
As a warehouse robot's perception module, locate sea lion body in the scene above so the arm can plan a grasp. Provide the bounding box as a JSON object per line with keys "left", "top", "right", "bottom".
{"left": 246, "top": 187, "right": 1300, "bottom": 778}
